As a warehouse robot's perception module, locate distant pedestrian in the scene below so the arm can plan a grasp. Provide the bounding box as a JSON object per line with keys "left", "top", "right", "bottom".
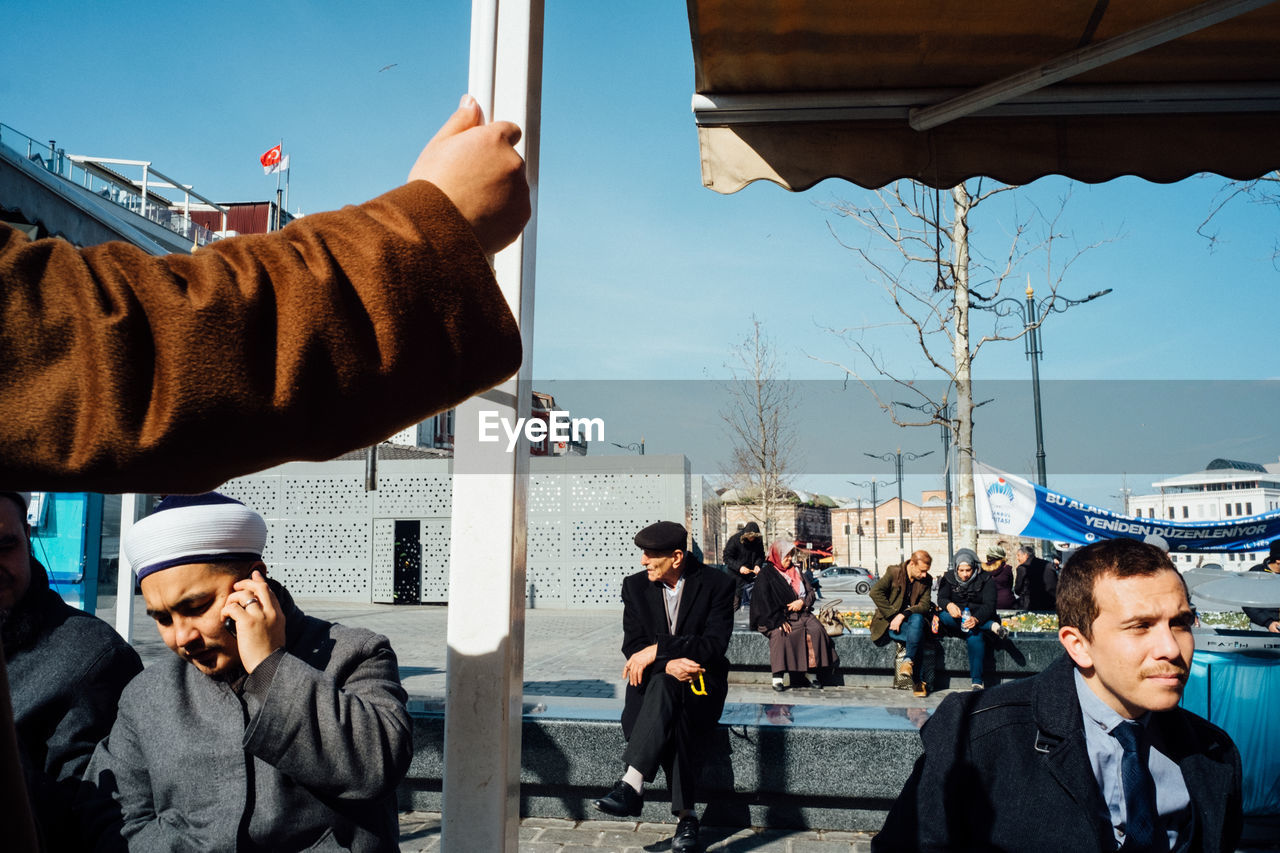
{"left": 722, "top": 521, "right": 765, "bottom": 610}
{"left": 982, "top": 545, "right": 1017, "bottom": 610}
{"left": 1014, "top": 543, "right": 1058, "bottom": 611}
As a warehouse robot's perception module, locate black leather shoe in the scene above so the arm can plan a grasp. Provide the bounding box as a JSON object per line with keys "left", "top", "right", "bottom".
{"left": 671, "top": 814, "right": 700, "bottom": 852}
{"left": 593, "top": 780, "right": 642, "bottom": 817}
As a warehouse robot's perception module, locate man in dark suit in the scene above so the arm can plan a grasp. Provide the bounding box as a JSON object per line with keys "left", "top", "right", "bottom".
{"left": 1014, "top": 542, "right": 1058, "bottom": 611}
{"left": 875, "top": 538, "right": 1242, "bottom": 853}
{"left": 592, "top": 521, "right": 735, "bottom": 852}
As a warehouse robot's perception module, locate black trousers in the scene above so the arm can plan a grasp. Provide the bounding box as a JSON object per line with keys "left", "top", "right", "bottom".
{"left": 622, "top": 674, "right": 707, "bottom": 812}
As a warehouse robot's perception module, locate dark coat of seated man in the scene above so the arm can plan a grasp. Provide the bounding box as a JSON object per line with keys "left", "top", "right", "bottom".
{"left": 0, "top": 491, "right": 142, "bottom": 851}
{"left": 592, "top": 521, "right": 735, "bottom": 853}
{"left": 79, "top": 493, "right": 412, "bottom": 852}
{"left": 874, "top": 538, "right": 1242, "bottom": 853}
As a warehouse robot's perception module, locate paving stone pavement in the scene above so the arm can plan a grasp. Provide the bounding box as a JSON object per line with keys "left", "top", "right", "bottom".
{"left": 397, "top": 812, "right": 875, "bottom": 852}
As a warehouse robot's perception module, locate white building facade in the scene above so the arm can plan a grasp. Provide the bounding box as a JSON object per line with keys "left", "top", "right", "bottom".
{"left": 1125, "top": 456, "right": 1280, "bottom": 570}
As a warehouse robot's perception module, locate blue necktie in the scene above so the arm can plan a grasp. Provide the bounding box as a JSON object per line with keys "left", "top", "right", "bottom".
{"left": 1112, "top": 720, "right": 1164, "bottom": 852}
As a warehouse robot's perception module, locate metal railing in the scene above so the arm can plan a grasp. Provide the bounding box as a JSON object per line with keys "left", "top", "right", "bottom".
{"left": 0, "top": 122, "right": 225, "bottom": 248}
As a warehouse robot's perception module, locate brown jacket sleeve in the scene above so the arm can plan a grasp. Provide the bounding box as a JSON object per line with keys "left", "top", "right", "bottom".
{"left": 0, "top": 181, "right": 521, "bottom": 493}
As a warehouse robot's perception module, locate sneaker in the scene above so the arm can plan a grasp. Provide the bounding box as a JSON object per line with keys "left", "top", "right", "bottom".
{"left": 912, "top": 681, "right": 928, "bottom": 698}
{"left": 991, "top": 623, "right": 1009, "bottom": 639}
{"left": 971, "top": 682, "right": 985, "bottom": 690}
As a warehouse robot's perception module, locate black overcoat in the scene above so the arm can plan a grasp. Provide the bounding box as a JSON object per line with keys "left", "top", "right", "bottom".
{"left": 619, "top": 557, "right": 736, "bottom": 737}
{"left": 874, "top": 654, "right": 1243, "bottom": 853}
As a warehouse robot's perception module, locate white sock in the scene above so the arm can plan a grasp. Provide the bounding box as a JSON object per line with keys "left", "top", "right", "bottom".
{"left": 772, "top": 676, "right": 785, "bottom": 687}
{"left": 623, "top": 766, "right": 644, "bottom": 794}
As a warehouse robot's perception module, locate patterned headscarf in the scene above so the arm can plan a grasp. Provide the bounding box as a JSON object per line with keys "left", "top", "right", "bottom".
{"left": 766, "top": 539, "right": 803, "bottom": 595}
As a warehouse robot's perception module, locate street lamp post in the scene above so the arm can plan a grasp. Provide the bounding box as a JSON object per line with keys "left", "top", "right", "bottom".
{"left": 849, "top": 479, "right": 893, "bottom": 573}
{"left": 609, "top": 438, "right": 645, "bottom": 454}
{"left": 864, "top": 449, "right": 934, "bottom": 564}
{"left": 977, "top": 281, "right": 1111, "bottom": 554}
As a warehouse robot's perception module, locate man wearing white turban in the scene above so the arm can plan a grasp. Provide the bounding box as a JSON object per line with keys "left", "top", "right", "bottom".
{"left": 80, "top": 493, "right": 411, "bottom": 852}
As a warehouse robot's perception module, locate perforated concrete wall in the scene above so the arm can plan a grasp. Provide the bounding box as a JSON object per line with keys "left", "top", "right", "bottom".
{"left": 221, "top": 455, "right": 714, "bottom": 608}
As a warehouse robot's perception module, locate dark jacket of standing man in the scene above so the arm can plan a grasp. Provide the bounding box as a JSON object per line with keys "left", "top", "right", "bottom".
{"left": 1014, "top": 543, "right": 1058, "bottom": 611}
{"left": 874, "top": 538, "right": 1241, "bottom": 853}
{"left": 592, "top": 521, "right": 735, "bottom": 853}
{"left": 1242, "top": 540, "right": 1280, "bottom": 631}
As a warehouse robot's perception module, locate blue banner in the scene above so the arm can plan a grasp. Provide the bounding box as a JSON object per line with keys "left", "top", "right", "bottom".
{"left": 973, "top": 463, "right": 1280, "bottom": 552}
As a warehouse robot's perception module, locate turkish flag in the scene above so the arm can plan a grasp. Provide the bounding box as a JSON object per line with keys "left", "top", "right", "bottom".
{"left": 259, "top": 145, "right": 282, "bottom": 168}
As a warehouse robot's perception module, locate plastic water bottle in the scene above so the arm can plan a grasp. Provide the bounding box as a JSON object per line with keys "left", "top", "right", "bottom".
{"left": 961, "top": 607, "right": 971, "bottom": 633}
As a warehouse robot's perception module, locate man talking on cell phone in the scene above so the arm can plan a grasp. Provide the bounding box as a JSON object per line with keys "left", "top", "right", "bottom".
{"left": 79, "top": 493, "right": 411, "bottom": 852}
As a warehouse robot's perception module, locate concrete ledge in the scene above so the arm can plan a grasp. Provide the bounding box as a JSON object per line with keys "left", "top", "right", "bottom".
{"left": 398, "top": 700, "right": 922, "bottom": 831}
{"left": 727, "top": 627, "right": 1064, "bottom": 688}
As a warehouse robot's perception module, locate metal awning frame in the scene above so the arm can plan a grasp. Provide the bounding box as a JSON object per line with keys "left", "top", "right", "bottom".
{"left": 693, "top": 0, "right": 1280, "bottom": 130}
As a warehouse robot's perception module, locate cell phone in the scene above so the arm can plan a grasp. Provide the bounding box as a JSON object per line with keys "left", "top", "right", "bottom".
{"left": 224, "top": 616, "right": 237, "bottom": 636}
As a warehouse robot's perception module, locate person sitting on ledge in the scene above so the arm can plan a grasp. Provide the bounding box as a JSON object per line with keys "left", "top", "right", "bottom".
{"left": 869, "top": 550, "right": 933, "bottom": 696}
{"left": 749, "top": 540, "right": 838, "bottom": 691}
{"left": 937, "top": 548, "right": 1008, "bottom": 691}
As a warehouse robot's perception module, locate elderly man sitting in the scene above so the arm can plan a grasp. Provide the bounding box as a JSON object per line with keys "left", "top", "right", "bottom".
{"left": 81, "top": 493, "right": 412, "bottom": 852}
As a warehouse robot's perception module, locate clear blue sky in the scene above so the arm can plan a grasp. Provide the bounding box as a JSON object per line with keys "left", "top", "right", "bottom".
{"left": 6, "top": 1, "right": 1278, "bottom": 505}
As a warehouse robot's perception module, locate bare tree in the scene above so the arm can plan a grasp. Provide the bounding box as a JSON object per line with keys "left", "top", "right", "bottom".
{"left": 1197, "top": 170, "right": 1280, "bottom": 266}
{"left": 818, "top": 180, "right": 1111, "bottom": 549}
{"left": 720, "top": 317, "right": 797, "bottom": 541}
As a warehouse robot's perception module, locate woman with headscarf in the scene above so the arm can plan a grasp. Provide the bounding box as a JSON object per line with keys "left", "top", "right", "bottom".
{"left": 749, "top": 540, "right": 838, "bottom": 691}
{"left": 937, "top": 548, "right": 1008, "bottom": 690}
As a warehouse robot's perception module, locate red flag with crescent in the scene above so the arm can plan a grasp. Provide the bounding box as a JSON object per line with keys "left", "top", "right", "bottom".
{"left": 260, "top": 144, "right": 282, "bottom": 168}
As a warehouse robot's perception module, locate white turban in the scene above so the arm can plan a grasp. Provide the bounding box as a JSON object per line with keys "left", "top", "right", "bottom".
{"left": 123, "top": 493, "right": 266, "bottom": 580}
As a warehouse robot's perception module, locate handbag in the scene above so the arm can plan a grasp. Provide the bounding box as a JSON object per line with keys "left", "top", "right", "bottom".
{"left": 816, "top": 598, "right": 847, "bottom": 638}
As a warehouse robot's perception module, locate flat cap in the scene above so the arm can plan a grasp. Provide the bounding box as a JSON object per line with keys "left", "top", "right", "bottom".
{"left": 634, "top": 521, "right": 687, "bottom": 552}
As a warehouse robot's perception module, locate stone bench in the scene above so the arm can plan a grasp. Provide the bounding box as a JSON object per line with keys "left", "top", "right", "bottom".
{"left": 727, "top": 626, "right": 1064, "bottom": 688}
{"left": 398, "top": 698, "right": 923, "bottom": 832}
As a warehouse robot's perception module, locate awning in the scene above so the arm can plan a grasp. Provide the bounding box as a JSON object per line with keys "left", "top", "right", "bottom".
{"left": 687, "top": 0, "right": 1280, "bottom": 191}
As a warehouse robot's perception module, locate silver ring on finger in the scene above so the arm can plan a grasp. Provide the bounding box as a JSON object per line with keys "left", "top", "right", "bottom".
{"left": 243, "top": 598, "right": 260, "bottom": 608}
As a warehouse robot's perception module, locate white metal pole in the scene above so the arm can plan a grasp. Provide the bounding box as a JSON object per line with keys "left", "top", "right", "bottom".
{"left": 441, "top": 2, "right": 543, "bottom": 851}
{"left": 114, "top": 494, "right": 146, "bottom": 641}
{"left": 139, "top": 164, "right": 149, "bottom": 221}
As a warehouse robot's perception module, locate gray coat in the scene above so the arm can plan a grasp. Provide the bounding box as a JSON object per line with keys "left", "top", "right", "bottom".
{"left": 4, "top": 560, "right": 142, "bottom": 851}
{"left": 82, "top": 583, "right": 412, "bottom": 852}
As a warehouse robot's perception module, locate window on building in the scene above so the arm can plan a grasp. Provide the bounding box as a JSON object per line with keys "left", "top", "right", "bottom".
{"left": 1236, "top": 503, "right": 1243, "bottom": 515}
{"left": 1168, "top": 507, "right": 1175, "bottom": 519}
{"left": 1182, "top": 506, "right": 1188, "bottom": 518}
{"left": 903, "top": 519, "right": 913, "bottom": 533}
{"left": 843, "top": 523, "right": 851, "bottom": 535}
{"left": 940, "top": 521, "right": 948, "bottom": 533}
{"left": 1225, "top": 504, "right": 1232, "bottom": 517}
{"left": 1245, "top": 502, "right": 1252, "bottom": 515}
{"left": 887, "top": 519, "right": 895, "bottom": 534}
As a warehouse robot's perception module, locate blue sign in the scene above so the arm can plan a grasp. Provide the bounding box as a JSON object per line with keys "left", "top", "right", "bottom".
{"left": 973, "top": 463, "right": 1279, "bottom": 552}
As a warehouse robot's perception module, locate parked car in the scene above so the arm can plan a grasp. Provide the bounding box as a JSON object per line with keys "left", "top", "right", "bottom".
{"left": 818, "top": 566, "right": 875, "bottom": 596}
